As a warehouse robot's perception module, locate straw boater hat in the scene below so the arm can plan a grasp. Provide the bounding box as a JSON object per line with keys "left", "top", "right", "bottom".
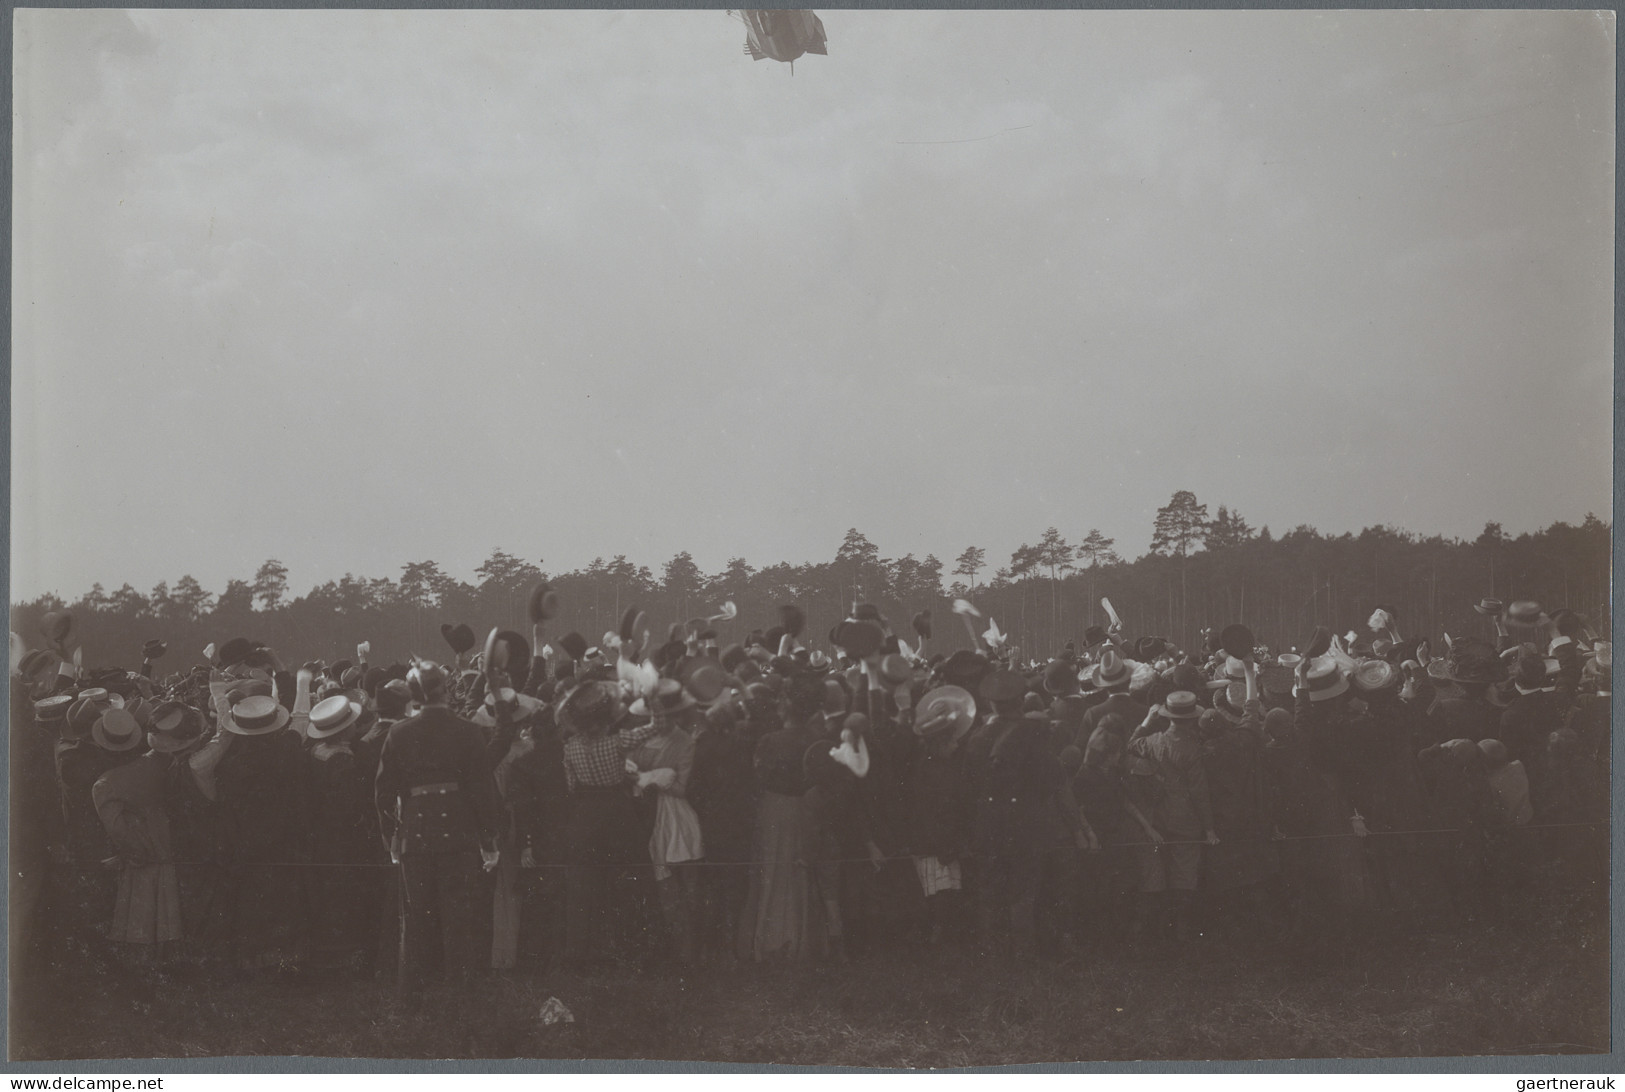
{"left": 226, "top": 694, "right": 291, "bottom": 736}
{"left": 92, "top": 707, "right": 144, "bottom": 752}
{"left": 1303, "top": 657, "right": 1349, "bottom": 702}
{"left": 1161, "top": 691, "right": 1201, "bottom": 721}
{"left": 147, "top": 701, "right": 206, "bottom": 753}
{"left": 33, "top": 693, "right": 73, "bottom": 727}
{"left": 307, "top": 694, "right": 364, "bottom": 740}
{"left": 1352, "top": 659, "right": 1399, "bottom": 693}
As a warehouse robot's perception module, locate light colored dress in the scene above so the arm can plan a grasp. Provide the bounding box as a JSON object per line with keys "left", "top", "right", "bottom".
{"left": 629, "top": 728, "right": 704, "bottom": 880}
{"left": 93, "top": 752, "right": 183, "bottom": 946}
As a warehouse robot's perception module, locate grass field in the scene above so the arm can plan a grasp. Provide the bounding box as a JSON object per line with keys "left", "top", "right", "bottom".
{"left": 9, "top": 898, "right": 1609, "bottom": 1067}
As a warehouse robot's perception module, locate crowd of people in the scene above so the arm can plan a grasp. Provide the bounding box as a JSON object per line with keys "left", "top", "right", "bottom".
{"left": 8, "top": 590, "right": 1611, "bottom": 998}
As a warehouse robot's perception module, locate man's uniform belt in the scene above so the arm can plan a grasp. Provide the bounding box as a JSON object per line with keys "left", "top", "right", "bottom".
{"left": 409, "top": 782, "right": 460, "bottom": 797}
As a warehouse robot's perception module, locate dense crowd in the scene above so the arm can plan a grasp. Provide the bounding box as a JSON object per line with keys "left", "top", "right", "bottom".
{"left": 8, "top": 591, "right": 1611, "bottom": 997}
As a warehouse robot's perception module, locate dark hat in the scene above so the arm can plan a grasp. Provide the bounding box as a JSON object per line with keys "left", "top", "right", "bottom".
{"left": 484, "top": 629, "right": 532, "bottom": 690}
{"left": 217, "top": 636, "right": 263, "bottom": 668}
{"left": 1135, "top": 636, "right": 1170, "bottom": 662}
{"left": 328, "top": 658, "right": 355, "bottom": 679}
{"left": 763, "top": 626, "right": 787, "bottom": 650}
{"left": 1083, "top": 625, "right": 1109, "bottom": 648}
{"left": 558, "top": 632, "right": 588, "bottom": 662}
{"left": 528, "top": 582, "right": 561, "bottom": 624}
{"left": 18, "top": 648, "right": 60, "bottom": 682}
{"left": 1020, "top": 691, "right": 1047, "bottom": 715}
{"left": 1220, "top": 624, "right": 1254, "bottom": 659}
{"left": 1303, "top": 626, "right": 1333, "bottom": 660}
{"left": 775, "top": 604, "right": 806, "bottom": 639}
{"left": 362, "top": 666, "right": 388, "bottom": 695}
{"left": 1042, "top": 660, "right": 1080, "bottom": 696}
{"left": 719, "top": 644, "right": 747, "bottom": 672}
{"left": 1550, "top": 609, "right": 1592, "bottom": 638}
{"left": 680, "top": 658, "right": 729, "bottom": 703}
{"left": 979, "top": 668, "right": 1025, "bottom": 705}
{"left": 440, "top": 623, "right": 476, "bottom": 656}
{"left": 853, "top": 603, "right": 883, "bottom": 623}
{"left": 39, "top": 611, "right": 73, "bottom": 644}
{"left": 878, "top": 653, "right": 912, "bottom": 687}
{"left": 941, "top": 649, "right": 990, "bottom": 690}
{"left": 619, "top": 607, "right": 647, "bottom": 645}
{"left": 831, "top": 620, "right": 884, "bottom": 660}
{"left": 1505, "top": 601, "right": 1547, "bottom": 627}
{"left": 376, "top": 679, "right": 411, "bottom": 718}
{"left": 559, "top": 681, "right": 617, "bottom": 735}
{"left": 1166, "top": 663, "right": 1206, "bottom": 695}
{"left": 911, "top": 611, "right": 933, "bottom": 639}
{"left": 142, "top": 639, "right": 168, "bottom": 661}
{"left": 629, "top": 678, "right": 697, "bottom": 717}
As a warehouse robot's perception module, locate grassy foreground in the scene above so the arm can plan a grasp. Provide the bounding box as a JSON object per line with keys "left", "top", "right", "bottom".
{"left": 9, "top": 905, "right": 1609, "bottom": 1067}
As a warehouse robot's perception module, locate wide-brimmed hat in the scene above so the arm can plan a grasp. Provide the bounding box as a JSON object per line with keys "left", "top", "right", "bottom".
{"left": 216, "top": 637, "right": 264, "bottom": 668}
{"left": 1505, "top": 601, "right": 1547, "bottom": 628}
{"left": 142, "top": 639, "right": 168, "bottom": 661}
{"left": 1472, "top": 597, "right": 1505, "bottom": 616}
{"left": 1303, "top": 657, "right": 1348, "bottom": 702}
{"left": 558, "top": 632, "right": 589, "bottom": 662}
{"left": 680, "top": 658, "right": 729, "bottom": 703}
{"left": 147, "top": 701, "right": 206, "bottom": 753}
{"left": 1135, "top": 636, "right": 1170, "bottom": 662}
{"left": 1162, "top": 691, "right": 1201, "bottom": 720}
{"left": 39, "top": 611, "right": 74, "bottom": 644}
{"left": 440, "top": 623, "right": 476, "bottom": 656}
{"left": 528, "top": 582, "right": 561, "bottom": 624}
{"left": 914, "top": 685, "right": 976, "bottom": 739}
{"left": 831, "top": 620, "right": 884, "bottom": 660}
{"left": 1512, "top": 650, "right": 1558, "bottom": 695}
{"left": 1303, "top": 626, "right": 1333, "bottom": 660}
{"left": 1091, "top": 650, "right": 1132, "bottom": 690}
{"left": 941, "top": 649, "right": 990, "bottom": 690}
{"left": 307, "top": 695, "right": 364, "bottom": 740}
{"left": 484, "top": 628, "right": 532, "bottom": 690}
{"left": 1042, "top": 660, "right": 1080, "bottom": 696}
{"left": 1352, "top": 659, "right": 1398, "bottom": 693}
{"left": 226, "top": 694, "right": 291, "bottom": 736}
{"left": 629, "top": 678, "right": 697, "bottom": 717}
{"left": 92, "top": 707, "right": 144, "bottom": 752}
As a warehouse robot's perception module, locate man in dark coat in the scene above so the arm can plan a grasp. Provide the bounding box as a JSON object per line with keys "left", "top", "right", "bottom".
{"left": 374, "top": 660, "right": 501, "bottom": 995}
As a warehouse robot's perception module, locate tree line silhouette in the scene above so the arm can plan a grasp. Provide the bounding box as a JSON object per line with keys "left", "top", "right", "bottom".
{"left": 12, "top": 494, "right": 1611, "bottom": 672}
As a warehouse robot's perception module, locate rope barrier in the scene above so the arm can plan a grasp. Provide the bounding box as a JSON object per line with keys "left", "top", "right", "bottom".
{"left": 58, "top": 820, "right": 1608, "bottom": 871}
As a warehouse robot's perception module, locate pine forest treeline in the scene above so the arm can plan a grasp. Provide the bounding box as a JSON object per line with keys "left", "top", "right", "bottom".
{"left": 12, "top": 497, "right": 1611, "bottom": 671}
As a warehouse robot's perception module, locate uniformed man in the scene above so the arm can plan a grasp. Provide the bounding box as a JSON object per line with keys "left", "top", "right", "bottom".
{"left": 374, "top": 659, "right": 501, "bottom": 995}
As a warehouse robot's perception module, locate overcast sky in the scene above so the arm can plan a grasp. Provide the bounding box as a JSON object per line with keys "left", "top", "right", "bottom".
{"left": 11, "top": 8, "right": 1615, "bottom": 602}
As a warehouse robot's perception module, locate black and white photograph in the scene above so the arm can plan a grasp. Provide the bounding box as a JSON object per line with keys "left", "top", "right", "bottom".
{"left": 7, "top": 5, "right": 1616, "bottom": 1069}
